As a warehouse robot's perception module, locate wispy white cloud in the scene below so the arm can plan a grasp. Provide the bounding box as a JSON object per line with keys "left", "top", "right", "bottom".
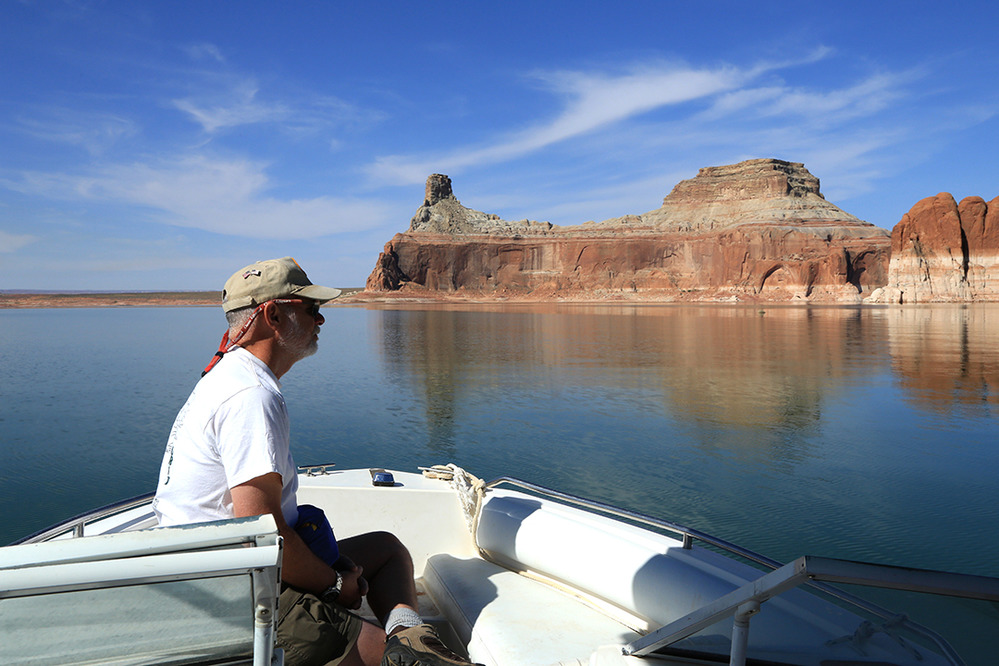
{"left": 493, "top": 65, "right": 929, "bottom": 217}
{"left": 0, "top": 230, "right": 38, "bottom": 252}
{"left": 363, "top": 54, "right": 838, "bottom": 186}
{"left": 173, "top": 81, "right": 291, "bottom": 133}
{"left": 359, "top": 45, "right": 950, "bottom": 204}
{"left": 524, "top": 63, "right": 744, "bottom": 142}
{"left": 410, "top": 60, "right": 937, "bottom": 227}
{"left": 699, "top": 87, "right": 785, "bottom": 119}
{"left": 180, "top": 42, "right": 226, "bottom": 63}
{"left": 760, "top": 73, "right": 907, "bottom": 122}
{"left": 13, "top": 107, "right": 138, "bottom": 155}
{"left": 4, "top": 155, "right": 395, "bottom": 239}
{"left": 171, "top": 75, "right": 368, "bottom": 138}
{"left": 702, "top": 70, "right": 914, "bottom": 126}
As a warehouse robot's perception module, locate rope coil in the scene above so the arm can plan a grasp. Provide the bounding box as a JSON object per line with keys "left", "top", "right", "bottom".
{"left": 421, "top": 464, "right": 486, "bottom": 536}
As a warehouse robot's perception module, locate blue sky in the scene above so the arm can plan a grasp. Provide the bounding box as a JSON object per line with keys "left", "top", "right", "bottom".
{"left": 2, "top": 1, "right": 997, "bottom": 290}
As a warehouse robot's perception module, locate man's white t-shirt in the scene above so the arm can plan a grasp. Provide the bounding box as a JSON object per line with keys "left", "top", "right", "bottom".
{"left": 153, "top": 347, "right": 300, "bottom": 528}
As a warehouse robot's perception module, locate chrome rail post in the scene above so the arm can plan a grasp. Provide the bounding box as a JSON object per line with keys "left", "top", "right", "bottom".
{"left": 729, "top": 601, "right": 760, "bottom": 666}
{"left": 252, "top": 596, "right": 274, "bottom": 666}
{"left": 251, "top": 532, "right": 283, "bottom": 666}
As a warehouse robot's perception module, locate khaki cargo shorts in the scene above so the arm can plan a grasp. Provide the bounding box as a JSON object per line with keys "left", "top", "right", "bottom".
{"left": 276, "top": 586, "right": 364, "bottom": 666}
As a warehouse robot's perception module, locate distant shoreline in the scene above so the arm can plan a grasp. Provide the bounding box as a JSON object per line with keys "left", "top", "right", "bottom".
{"left": 0, "top": 289, "right": 367, "bottom": 309}
{"left": 0, "top": 291, "right": 222, "bottom": 309}
{"left": 6, "top": 289, "right": 994, "bottom": 309}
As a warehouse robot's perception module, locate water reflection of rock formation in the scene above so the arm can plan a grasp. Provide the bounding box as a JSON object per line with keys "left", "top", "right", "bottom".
{"left": 379, "top": 310, "right": 463, "bottom": 455}
{"left": 652, "top": 307, "right": 885, "bottom": 428}
{"left": 884, "top": 306, "right": 999, "bottom": 413}
{"left": 376, "top": 305, "right": 891, "bottom": 456}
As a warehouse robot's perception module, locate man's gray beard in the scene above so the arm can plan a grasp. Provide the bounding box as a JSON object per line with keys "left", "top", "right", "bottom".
{"left": 279, "top": 309, "right": 318, "bottom": 360}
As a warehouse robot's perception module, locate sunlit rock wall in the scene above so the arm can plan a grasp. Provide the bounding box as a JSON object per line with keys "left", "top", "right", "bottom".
{"left": 366, "top": 160, "right": 891, "bottom": 302}
{"left": 868, "top": 193, "right": 999, "bottom": 303}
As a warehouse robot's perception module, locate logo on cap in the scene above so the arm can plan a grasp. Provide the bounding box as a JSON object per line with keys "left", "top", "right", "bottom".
{"left": 243, "top": 269, "right": 262, "bottom": 279}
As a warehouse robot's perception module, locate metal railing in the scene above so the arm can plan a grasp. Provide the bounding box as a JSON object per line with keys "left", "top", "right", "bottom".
{"left": 485, "top": 476, "right": 767, "bottom": 558}
{"left": 623, "top": 555, "right": 999, "bottom": 666}
{"left": 484, "top": 476, "right": 993, "bottom": 666}
{"left": 3, "top": 515, "right": 284, "bottom": 666}
{"left": 9, "top": 492, "right": 155, "bottom": 546}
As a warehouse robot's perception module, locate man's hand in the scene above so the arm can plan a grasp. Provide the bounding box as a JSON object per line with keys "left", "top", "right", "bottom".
{"left": 336, "top": 562, "right": 368, "bottom": 610}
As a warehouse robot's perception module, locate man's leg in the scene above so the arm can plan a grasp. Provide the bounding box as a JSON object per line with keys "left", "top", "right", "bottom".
{"left": 337, "top": 531, "right": 418, "bottom": 625}
{"left": 339, "top": 622, "right": 388, "bottom": 666}
{"left": 338, "top": 532, "right": 482, "bottom": 666}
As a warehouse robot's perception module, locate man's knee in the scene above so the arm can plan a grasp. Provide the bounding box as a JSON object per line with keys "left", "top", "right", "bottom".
{"left": 369, "top": 531, "right": 413, "bottom": 572}
{"left": 369, "top": 531, "right": 408, "bottom": 556}
{"left": 340, "top": 530, "right": 413, "bottom": 571}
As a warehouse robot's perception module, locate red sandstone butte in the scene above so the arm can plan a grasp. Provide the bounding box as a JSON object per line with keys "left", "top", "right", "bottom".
{"left": 365, "top": 160, "right": 892, "bottom": 302}
{"left": 869, "top": 193, "right": 999, "bottom": 303}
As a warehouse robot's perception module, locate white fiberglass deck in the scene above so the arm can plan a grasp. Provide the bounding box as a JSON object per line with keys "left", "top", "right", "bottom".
{"left": 295, "top": 469, "right": 972, "bottom": 666}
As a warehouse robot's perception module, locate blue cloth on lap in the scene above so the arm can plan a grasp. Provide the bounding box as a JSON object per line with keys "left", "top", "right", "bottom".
{"left": 294, "top": 504, "right": 339, "bottom": 566}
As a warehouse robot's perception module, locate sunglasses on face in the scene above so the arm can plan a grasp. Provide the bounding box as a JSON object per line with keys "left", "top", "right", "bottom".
{"left": 273, "top": 298, "right": 321, "bottom": 319}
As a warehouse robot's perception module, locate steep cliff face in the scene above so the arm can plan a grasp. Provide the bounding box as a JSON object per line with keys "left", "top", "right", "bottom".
{"left": 867, "top": 193, "right": 999, "bottom": 303}
{"left": 964, "top": 196, "right": 999, "bottom": 297}
{"left": 366, "top": 159, "right": 891, "bottom": 302}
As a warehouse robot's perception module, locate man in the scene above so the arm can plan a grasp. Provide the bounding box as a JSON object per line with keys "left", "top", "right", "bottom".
{"left": 153, "top": 257, "right": 477, "bottom": 666}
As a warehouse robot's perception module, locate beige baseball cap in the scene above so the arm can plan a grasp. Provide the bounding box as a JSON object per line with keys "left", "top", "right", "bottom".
{"left": 221, "top": 257, "right": 342, "bottom": 313}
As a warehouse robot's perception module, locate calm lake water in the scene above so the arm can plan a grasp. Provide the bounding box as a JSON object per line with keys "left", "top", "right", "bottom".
{"left": 1, "top": 303, "right": 997, "bottom": 663}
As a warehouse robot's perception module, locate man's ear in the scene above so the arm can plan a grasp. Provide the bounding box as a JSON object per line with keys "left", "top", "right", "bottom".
{"left": 260, "top": 301, "right": 283, "bottom": 331}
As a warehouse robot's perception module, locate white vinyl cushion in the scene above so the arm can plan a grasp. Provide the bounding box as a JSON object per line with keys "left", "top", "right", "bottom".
{"left": 424, "top": 554, "right": 639, "bottom": 666}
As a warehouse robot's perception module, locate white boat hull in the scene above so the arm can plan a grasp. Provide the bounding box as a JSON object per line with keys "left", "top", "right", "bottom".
{"left": 6, "top": 466, "right": 994, "bottom": 666}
